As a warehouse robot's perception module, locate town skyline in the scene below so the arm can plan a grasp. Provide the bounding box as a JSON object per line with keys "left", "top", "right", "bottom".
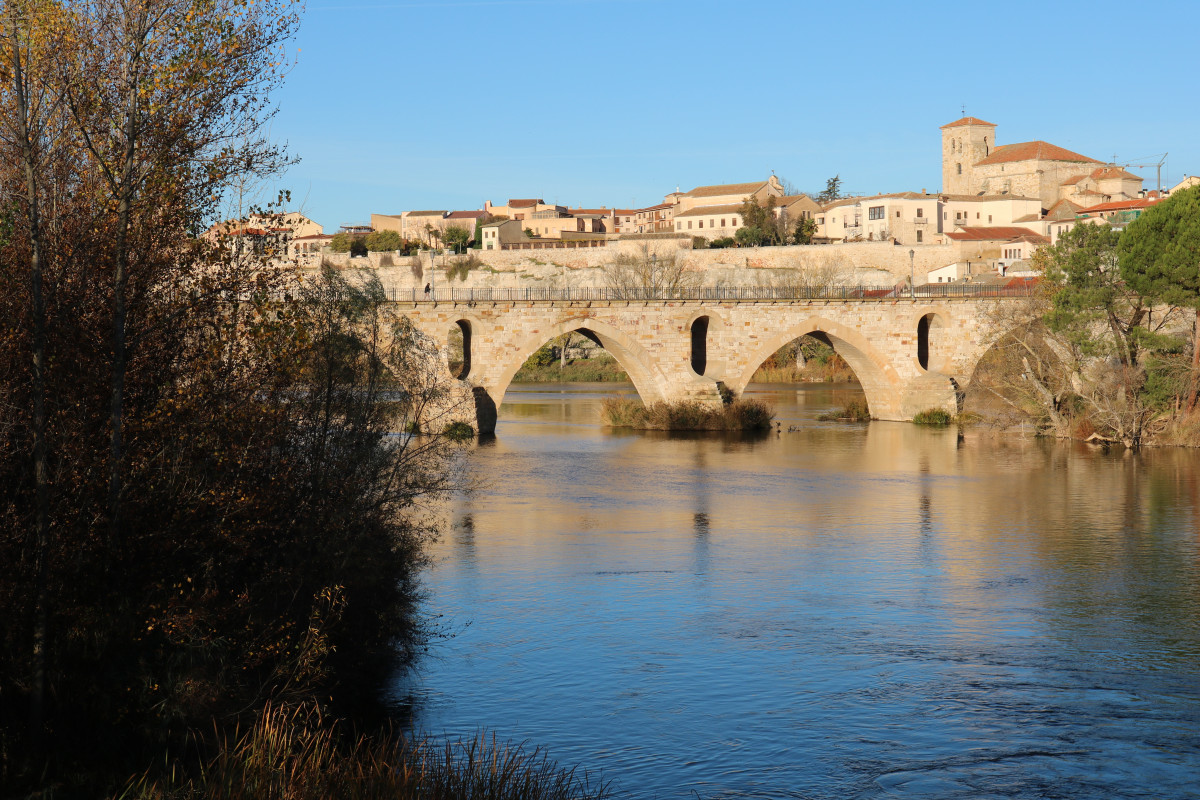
{"left": 268, "top": 0, "right": 1199, "bottom": 231}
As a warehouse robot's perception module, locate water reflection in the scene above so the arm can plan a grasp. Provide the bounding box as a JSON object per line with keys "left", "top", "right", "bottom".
{"left": 398, "top": 383, "right": 1200, "bottom": 799}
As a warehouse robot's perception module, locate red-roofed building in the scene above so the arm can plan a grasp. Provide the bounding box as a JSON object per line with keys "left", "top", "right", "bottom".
{"left": 940, "top": 116, "right": 1141, "bottom": 208}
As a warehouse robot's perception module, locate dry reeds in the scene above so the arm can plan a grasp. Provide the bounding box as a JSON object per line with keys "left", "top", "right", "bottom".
{"left": 600, "top": 397, "right": 773, "bottom": 431}
{"left": 817, "top": 399, "right": 871, "bottom": 422}
{"left": 122, "top": 703, "right": 609, "bottom": 800}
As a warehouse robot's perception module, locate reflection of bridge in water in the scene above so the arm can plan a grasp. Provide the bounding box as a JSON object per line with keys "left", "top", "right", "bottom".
{"left": 393, "top": 285, "right": 1032, "bottom": 434}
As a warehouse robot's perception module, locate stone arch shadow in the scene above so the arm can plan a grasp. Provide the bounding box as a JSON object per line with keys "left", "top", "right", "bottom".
{"left": 726, "top": 317, "right": 905, "bottom": 420}
{"left": 472, "top": 316, "right": 672, "bottom": 434}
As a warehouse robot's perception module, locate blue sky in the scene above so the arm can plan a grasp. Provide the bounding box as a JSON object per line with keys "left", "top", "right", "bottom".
{"left": 269, "top": 0, "right": 1200, "bottom": 231}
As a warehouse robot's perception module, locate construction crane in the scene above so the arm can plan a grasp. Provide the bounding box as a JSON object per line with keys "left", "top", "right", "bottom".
{"left": 1111, "top": 153, "right": 1168, "bottom": 194}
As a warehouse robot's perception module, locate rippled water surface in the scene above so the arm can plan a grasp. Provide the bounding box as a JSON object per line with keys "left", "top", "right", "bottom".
{"left": 393, "top": 383, "right": 1200, "bottom": 799}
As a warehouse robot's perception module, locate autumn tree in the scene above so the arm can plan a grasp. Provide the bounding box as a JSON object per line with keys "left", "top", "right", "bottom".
{"left": 0, "top": 1, "right": 463, "bottom": 793}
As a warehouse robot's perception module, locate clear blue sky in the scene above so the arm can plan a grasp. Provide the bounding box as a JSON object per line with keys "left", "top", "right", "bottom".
{"left": 268, "top": 0, "right": 1200, "bottom": 232}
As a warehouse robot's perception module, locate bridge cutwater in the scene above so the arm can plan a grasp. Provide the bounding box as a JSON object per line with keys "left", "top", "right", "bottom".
{"left": 391, "top": 284, "right": 1033, "bottom": 435}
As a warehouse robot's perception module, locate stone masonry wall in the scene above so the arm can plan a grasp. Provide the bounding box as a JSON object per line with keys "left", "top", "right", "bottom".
{"left": 303, "top": 241, "right": 958, "bottom": 294}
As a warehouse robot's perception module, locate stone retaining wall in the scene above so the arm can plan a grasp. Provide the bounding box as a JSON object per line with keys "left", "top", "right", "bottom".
{"left": 302, "top": 241, "right": 958, "bottom": 293}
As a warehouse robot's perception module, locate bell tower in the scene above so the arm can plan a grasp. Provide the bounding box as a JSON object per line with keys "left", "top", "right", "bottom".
{"left": 941, "top": 116, "right": 996, "bottom": 195}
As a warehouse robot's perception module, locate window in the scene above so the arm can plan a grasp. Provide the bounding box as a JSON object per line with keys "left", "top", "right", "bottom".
{"left": 988, "top": 215, "right": 992, "bottom": 223}
{"left": 688, "top": 220, "right": 693, "bottom": 229}
{"left": 732, "top": 219, "right": 738, "bottom": 227}
{"left": 916, "top": 230, "right": 923, "bottom": 243}
{"left": 676, "top": 222, "right": 681, "bottom": 230}
{"left": 916, "top": 208, "right": 924, "bottom": 218}
{"left": 818, "top": 217, "right": 824, "bottom": 225}
{"left": 976, "top": 212, "right": 980, "bottom": 219}
{"left": 720, "top": 219, "right": 725, "bottom": 227}
{"left": 698, "top": 220, "right": 703, "bottom": 228}
{"left": 943, "top": 212, "right": 947, "bottom": 220}
{"left": 896, "top": 210, "right": 901, "bottom": 218}
{"left": 868, "top": 206, "right": 885, "bottom": 220}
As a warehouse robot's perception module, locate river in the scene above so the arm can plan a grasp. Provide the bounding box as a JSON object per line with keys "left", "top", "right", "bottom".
{"left": 393, "top": 382, "right": 1200, "bottom": 799}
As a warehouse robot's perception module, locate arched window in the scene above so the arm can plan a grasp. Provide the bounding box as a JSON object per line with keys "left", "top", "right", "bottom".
{"left": 690, "top": 316, "right": 709, "bottom": 376}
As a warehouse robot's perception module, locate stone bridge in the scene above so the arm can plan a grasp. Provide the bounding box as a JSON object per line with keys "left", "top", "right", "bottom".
{"left": 392, "top": 286, "right": 1025, "bottom": 434}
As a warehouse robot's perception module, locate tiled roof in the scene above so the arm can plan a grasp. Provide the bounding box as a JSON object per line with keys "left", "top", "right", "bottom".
{"left": 945, "top": 226, "right": 1049, "bottom": 244}
{"left": 1012, "top": 214, "right": 1041, "bottom": 223}
{"left": 941, "top": 116, "right": 995, "bottom": 129}
{"left": 823, "top": 191, "right": 933, "bottom": 210}
{"left": 684, "top": 181, "right": 767, "bottom": 199}
{"left": 406, "top": 210, "right": 447, "bottom": 217}
{"left": 292, "top": 234, "right": 335, "bottom": 241}
{"left": 1090, "top": 167, "right": 1142, "bottom": 182}
{"left": 508, "top": 199, "right": 542, "bottom": 208}
{"left": 1060, "top": 175, "right": 1086, "bottom": 186}
{"left": 1078, "top": 198, "right": 1162, "bottom": 214}
{"left": 568, "top": 208, "right": 615, "bottom": 216}
{"left": 674, "top": 203, "right": 745, "bottom": 218}
{"left": 446, "top": 210, "right": 487, "bottom": 219}
{"left": 1046, "top": 199, "right": 1084, "bottom": 221}
{"left": 974, "top": 141, "right": 1100, "bottom": 166}
{"left": 939, "top": 193, "right": 1041, "bottom": 202}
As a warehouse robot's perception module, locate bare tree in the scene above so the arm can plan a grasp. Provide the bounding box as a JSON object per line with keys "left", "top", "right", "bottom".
{"left": 604, "top": 244, "right": 700, "bottom": 298}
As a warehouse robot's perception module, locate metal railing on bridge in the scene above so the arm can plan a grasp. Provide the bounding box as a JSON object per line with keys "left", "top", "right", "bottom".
{"left": 387, "top": 283, "right": 1039, "bottom": 304}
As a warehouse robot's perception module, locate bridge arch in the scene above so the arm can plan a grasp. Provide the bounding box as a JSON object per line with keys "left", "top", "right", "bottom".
{"left": 728, "top": 316, "right": 903, "bottom": 419}
{"left": 482, "top": 315, "right": 671, "bottom": 420}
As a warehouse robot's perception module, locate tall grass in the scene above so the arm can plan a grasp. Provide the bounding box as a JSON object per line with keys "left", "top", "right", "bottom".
{"left": 912, "top": 408, "right": 953, "bottom": 426}
{"left": 121, "top": 703, "right": 609, "bottom": 800}
{"left": 600, "top": 397, "right": 774, "bottom": 431}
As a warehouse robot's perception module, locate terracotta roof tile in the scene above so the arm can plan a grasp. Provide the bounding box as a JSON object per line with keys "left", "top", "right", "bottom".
{"left": 674, "top": 203, "right": 745, "bottom": 218}
{"left": 508, "top": 199, "right": 542, "bottom": 207}
{"left": 684, "top": 180, "right": 767, "bottom": 199}
{"left": 1078, "top": 197, "right": 1163, "bottom": 214}
{"left": 939, "top": 193, "right": 1041, "bottom": 202}
{"left": 446, "top": 210, "right": 487, "bottom": 219}
{"left": 941, "top": 116, "right": 996, "bottom": 129}
{"left": 974, "top": 141, "right": 1100, "bottom": 167}
{"left": 1090, "top": 167, "right": 1142, "bottom": 182}
{"left": 1046, "top": 199, "right": 1084, "bottom": 221}
{"left": 945, "top": 226, "right": 1049, "bottom": 244}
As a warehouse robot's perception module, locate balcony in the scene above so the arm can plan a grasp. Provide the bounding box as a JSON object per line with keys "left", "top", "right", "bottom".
{"left": 913, "top": 217, "right": 928, "bottom": 225}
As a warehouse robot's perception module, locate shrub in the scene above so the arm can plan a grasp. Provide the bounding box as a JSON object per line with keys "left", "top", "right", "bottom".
{"left": 600, "top": 397, "right": 773, "bottom": 431}
{"left": 442, "top": 421, "right": 476, "bottom": 442}
{"left": 709, "top": 237, "right": 736, "bottom": 249}
{"left": 817, "top": 399, "right": 871, "bottom": 421}
{"left": 913, "top": 408, "right": 953, "bottom": 425}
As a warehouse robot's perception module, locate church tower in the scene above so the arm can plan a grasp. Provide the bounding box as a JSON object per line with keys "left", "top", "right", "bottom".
{"left": 941, "top": 117, "right": 996, "bottom": 195}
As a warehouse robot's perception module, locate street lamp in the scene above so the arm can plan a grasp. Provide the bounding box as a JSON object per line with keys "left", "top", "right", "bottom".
{"left": 909, "top": 249, "right": 915, "bottom": 300}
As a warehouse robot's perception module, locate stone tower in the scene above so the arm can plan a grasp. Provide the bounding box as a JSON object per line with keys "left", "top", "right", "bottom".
{"left": 941, "top": 117, "right": 996, "bottom": 195}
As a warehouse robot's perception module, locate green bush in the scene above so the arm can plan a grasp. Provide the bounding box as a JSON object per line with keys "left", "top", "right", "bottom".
{"left": 527, "top": 342, "right": 557, "bottom": 368}
{"left": 709, "top": 237, "right": 736, "bottom": 249}
{"left": 442, "top": 421, "right": 476, "bottom": 442}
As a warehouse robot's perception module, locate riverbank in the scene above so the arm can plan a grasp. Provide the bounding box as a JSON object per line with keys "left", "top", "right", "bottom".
{"left": 513, "top": 353, "right": 629, "bottom": 383}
